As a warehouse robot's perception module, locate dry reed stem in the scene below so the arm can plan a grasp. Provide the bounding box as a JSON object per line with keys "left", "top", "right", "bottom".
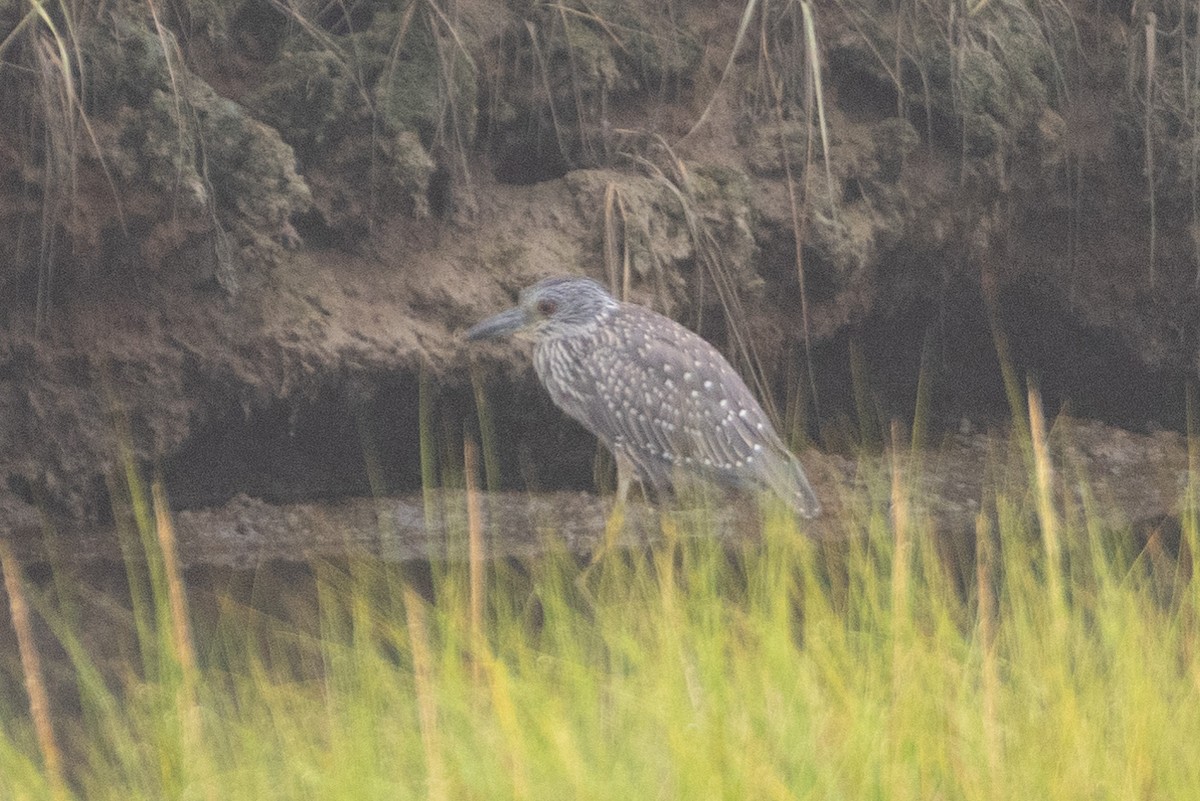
{"left": 152, "top": 481, "right": 217, "bottom": 801}
{"left": 887, "top": 420, "right": 911, "bottom": 789}
{"left": 975, "top": 512, "right": 1003, "bottom": 797}
{"left": 603, "top": 181, "right": 621, "bottom": 293}
{"left": 600, "top": 182, "right": 632, "bottom": 301}
{"left": 401, "top": 585, "right": 448, "bottom": 801}
{"left": 1145, "top": 11, "right": 1158, "bottom": 286}
{"left": 469, "top": 364, "right": 501, "bottom": 492}
{"left": 464, "top": 438, "right": 485, "bottom": 659}
{"left": 988, "top": 321, "right": 1029, "bottom": 444}
{"left": 482, "top": 654, "right": 531, "bottom": 799}
{"left": 888, "top": 422, "right": 910, "bottom": 643}
{"left": 0, "top": 539, "right": 67, "bottom": 801}
{"left": 418, "top": 367, "right": 438, "bottom": 526}
{"left": 762, "top": 20, "right": 819, "bottom": 425}
{"left": 153, "top": 481, "right": 196, "bottom": 678}
{"left": 682, "top": 0, "right": 758, "bottom": 140}
{"left": 799, "top": 1, "right": 836, "bottom": 214}
{"left": 1028, "top": 386, "right": 1066, "bottom": 631}
{"left": 1189, "top": 394, "right": 1200, "bottom": 613}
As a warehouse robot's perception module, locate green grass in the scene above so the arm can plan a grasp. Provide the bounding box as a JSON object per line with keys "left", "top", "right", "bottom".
{"left": 1, "top": 420, "right": 1199, "bottom": 800}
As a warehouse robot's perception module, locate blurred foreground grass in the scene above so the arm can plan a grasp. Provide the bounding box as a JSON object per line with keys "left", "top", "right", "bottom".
{"left": 1, "top": 397, "right": 1199, "bottom": 801}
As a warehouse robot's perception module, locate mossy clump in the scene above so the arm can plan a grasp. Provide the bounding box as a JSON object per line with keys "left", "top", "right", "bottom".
{"left": 18, "top": 7, "right": 314, "bottom": 287}
{"left": 565, "top": 162, "right": 759, "bottom": 314}
{"left": 245, "top": 9, "right": 472, "bottom": 233}
{"left": 367, "top": 12, "right": 471, "bottom": 146}
{"left": 891, "top": 0, "right": 1063, "bottom": 165}
{"left": 566, "top": 169, "right": 694, "bottom": 280}
{"left": 829, "top": 0, "right": 1062, "bottom": 169}
{"left": 487, "top": 0, "right": 703, "bottom": 173}
{"left": 245, "top": 49, "right": 360, "bottom": 162}
{"left": 193, "top": 83, "right": 312, "bottom": 262}
{"left": 744, "top": 115, "right": 917, "bottom": 282}
{"left": 939, "top": 20, "right": 1051, "bottom": 159}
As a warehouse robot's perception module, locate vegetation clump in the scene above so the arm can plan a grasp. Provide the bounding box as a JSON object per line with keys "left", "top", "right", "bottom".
{"left": 247, "top": 8, "right": 470, "bottom": 235}
{"left": 565, "top": 161, "right": 759, "bottom": 317}
{"left": 0, "top": 5, "right": 311, "bottom": 295}
{"left": 0, "top": 412, "right": 1197, "bottom": 799}
{"left": 484, "top": 0, "right": 703, "bottom": 179}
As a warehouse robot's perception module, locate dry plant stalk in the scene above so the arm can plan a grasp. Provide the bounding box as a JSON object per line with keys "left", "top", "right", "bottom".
{"left": 469, "top": 363, "right": 501, "bottom": 492}
{"left": 1145, "top": 11, "right": 1158, "bottom": 286}
{"left": 402, "top": 584, "right": 448, "bottom": 801}
{"left": 464, "top": 438, "right": 485, "bottom": 656}
{"left": 887, "top": 419, "right": 911, "bottom": 787}
{"left": 0, "top": 539, "right": 67, "bottom": 801}
{"left": 602, "top": 182, "right": 632, "bottom": 300}
{"left": 888, "top": 422, "right": 910, "bottom": 651}
{"left": 153, "top": 481, "right": 217, "bottom": 801}
{"left": 153, "top": 481, "right": 196, "bottom": 678}
{"left": 975, "top": 512, "right": 1003, "bottom": 796}
{"left": 1028, "top": 386, "right": 1066, "bottom": 631}
{"left": 483, "top": 656, "right": 531, "bottom": 800}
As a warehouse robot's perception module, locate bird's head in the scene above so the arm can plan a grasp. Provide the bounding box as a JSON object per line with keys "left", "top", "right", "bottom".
{"left": 466, "top": 277, "right": 618, "bottom": 341}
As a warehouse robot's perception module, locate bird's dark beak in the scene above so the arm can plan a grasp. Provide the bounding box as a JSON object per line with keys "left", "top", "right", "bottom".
{"left": 466, "top": 306, "right": 529, "bottom": 340}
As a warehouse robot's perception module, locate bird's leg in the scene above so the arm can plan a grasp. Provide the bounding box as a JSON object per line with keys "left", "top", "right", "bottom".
{"left": 576, "top": 456, "right": 634, "bottom": 599}
{"left": 596, "top": 454, "right": 636, "bottom": 560}
{"left": 615, "top": 457, "right": 634, "bottom": 506}
{"left": 658, "top": 507, "right": 680, "bottom": 546}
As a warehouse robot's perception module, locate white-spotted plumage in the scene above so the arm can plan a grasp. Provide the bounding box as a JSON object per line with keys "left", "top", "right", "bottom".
{"left": 468, "top": 276, "right": 821, "bottom": 518}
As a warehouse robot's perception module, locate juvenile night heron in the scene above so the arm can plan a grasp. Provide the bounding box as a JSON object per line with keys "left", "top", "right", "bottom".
{"left": 467, "top": 276, "right": 821, "bottom": 518}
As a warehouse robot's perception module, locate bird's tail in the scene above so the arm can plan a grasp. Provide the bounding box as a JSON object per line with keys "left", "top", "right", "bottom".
{"left": 765, "top": 450, "right": 822, "bottom": 519}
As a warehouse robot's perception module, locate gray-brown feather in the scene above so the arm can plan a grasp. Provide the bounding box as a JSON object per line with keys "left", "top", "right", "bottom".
{"left": 533, "top": 300, "right": 820, "bottom": 517}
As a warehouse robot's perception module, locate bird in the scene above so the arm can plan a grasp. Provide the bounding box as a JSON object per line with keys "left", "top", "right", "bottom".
{"left": 466, "top": 276, "right": 821, "bottom": 518}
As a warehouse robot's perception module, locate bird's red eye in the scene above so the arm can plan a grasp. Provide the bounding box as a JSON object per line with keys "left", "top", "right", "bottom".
{"left": 536, "top": 298, "right": 558, "bottom": 316}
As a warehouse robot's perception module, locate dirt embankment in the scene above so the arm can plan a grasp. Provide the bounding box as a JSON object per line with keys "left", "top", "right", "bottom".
{"left": 0, "top": 0, "right": 1197, "bottom": 532}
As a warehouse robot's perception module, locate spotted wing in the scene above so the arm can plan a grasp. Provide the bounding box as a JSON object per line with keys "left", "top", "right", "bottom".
{"left": 534, "top": 305, "right": 819, "bottom": 516}
{"left": 619, "top": 308, "right": 820, "bottom": 517}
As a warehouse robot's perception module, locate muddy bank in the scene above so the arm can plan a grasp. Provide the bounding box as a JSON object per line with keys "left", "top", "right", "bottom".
{"left": 3, "top": 418, "right": 1187, "bottom": 570}
{"left": 1, "top": 1, "right": 1198, "bottom": 532}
